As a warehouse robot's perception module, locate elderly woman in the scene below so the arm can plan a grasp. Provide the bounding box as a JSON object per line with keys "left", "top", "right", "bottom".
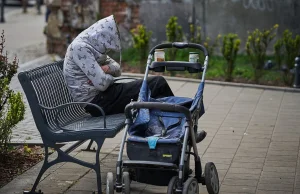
{"left": 63, "top": 15, "right": 174, "bottom": 116}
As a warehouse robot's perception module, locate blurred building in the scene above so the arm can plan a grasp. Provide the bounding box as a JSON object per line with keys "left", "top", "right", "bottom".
{"left": 46, "top": 0, "right": 300, "bottom": 56}
{"left": 45, "top": 0, "right": 99, "bottom": 56}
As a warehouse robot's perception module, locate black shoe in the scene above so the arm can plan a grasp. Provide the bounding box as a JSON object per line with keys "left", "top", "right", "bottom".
{"left": 196, "top": 130, "right": 207, "bottom": 143}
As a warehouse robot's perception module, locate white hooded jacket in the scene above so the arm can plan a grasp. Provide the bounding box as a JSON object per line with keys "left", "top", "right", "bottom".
{"left": 63, "top": 15, "right": 121, "bottom": 103}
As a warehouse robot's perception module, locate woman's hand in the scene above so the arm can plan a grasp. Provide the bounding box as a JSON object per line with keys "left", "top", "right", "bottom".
{"left": 101, "top": 65, "right": 110, "bottom": 73}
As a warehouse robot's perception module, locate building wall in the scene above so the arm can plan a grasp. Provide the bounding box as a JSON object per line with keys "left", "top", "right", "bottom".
{"left": 99, "top": 0, "right": 300, "bottom": 51}
{"left": 46, "top": 0, "right": 300, "bottom": 56}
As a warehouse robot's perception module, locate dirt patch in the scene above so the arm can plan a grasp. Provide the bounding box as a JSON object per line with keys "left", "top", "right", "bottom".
{"left": 0, "top": 146, "right": 44, "bottom": 188}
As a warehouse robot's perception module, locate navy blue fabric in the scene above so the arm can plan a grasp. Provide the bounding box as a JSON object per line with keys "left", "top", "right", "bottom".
{"left": 128, "top": 79, "right": 205, "bottom": 141}
{"left": 128, "top": 136, "right": 181, "bottom": 144}
{"left": 128, "top": 80, "right": 151, "bottom": 136}
{"left": 152, "top": 96, "right": 193, "bottom": 105}
{"left": 190, "top": 81, "right": 205, "bottom": 117}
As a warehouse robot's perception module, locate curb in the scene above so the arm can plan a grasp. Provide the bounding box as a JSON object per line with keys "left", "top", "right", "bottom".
{"left": 18, "top": 54, "right": 61, "bottom": 72}
{"left": 122, "top": 72, "right": 300, "bottom": 93}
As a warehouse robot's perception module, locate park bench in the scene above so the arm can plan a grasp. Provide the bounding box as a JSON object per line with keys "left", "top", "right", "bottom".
{"left": 18, "top": 60, "right": 129, "bottom": 194}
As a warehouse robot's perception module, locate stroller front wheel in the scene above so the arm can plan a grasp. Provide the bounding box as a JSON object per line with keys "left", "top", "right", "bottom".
{"left": 183, "top": 177, "right": 199, "bottom": 194}
{"left": 106, "top": 172, "right": 114, "bottom": 194}
{"left": 167, "top": 176, "right": 179, "bottom": 194}
{"left": 122, "top": 172, "right": 130, "bottom": 194}
{"left": 205, "top": 162, "right": 219, "bottom": 194}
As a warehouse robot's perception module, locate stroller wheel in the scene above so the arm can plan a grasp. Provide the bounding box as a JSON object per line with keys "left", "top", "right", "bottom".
{"left": 205, "top": 162, "right": 219, "bottom": 194}
{"left": 106, "top": 172, "right": 114, "bottom": 194}
{"left": 122, "top": 172, "right": 130, "bottom": 194}
{"left": 167, "top": 176, "right": 179, "bottom": 194}
{"left": 183, "top": 177, "right": 199, "bottom": 194}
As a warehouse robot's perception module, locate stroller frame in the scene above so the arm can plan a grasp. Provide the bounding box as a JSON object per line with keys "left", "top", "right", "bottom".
{"left": 110, "top": 42, "right": 218, "bottom": 194}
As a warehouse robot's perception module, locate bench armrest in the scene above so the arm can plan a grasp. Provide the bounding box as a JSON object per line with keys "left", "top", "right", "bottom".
{"left": 39, "top": 102, "right": 106, "bottom": 131}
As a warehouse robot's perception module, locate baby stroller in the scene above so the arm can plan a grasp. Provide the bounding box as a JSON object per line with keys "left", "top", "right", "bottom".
{"left": 106, "top": 42, "right": 219, "bottom": 194}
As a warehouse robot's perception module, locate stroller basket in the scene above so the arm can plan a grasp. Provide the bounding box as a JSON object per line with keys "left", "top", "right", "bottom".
{"left": 127, "top": 95, "right": 204, "bottom": 164}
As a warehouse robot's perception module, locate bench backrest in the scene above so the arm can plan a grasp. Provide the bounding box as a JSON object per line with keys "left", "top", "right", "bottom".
{"left": 18, "top": 60, "right": 87, "bottom": 134}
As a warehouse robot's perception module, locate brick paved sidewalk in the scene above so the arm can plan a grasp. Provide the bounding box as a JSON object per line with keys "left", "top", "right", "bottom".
{"left": 1, "top": 80, "right": 300, "bottom": 194}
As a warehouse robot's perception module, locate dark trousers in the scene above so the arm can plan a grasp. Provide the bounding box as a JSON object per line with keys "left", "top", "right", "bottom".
{"left": 85, "top": 76, "right": 174, "bottom": 116}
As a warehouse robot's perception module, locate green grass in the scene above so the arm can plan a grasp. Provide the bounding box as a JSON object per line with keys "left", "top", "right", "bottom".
{"left": 121, "top": 48, "right": 285, "bottom": 86}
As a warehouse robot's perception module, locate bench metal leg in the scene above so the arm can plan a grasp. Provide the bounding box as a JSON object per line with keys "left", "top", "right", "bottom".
{"left": 24, "top": 138, "right": 105, "bottom": 194}
{"left": 24, "top": 146, "right": 51, "bottom": 194}
{"left": 82, "top": 139, "right": 96, "bottom": 152}
{"left": 94, "top": 139, "right": 104, "bottom": 193}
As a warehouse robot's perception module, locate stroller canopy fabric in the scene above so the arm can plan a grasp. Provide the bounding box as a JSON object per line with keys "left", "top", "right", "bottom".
{"left": 128, "top": 80, "right": 205, "bottom": 142}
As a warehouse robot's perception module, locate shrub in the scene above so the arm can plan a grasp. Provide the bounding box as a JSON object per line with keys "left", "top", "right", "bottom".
{"left": 189, "top": 24, "right": 221, "bottom": 57}
{"left": 273, "top": 30, "right": 300, "bottom": 85}
{"left": 189, "top": 24, "right": 202, "bottom": 44}
{"left": 0, "top": 31, "right": 25, "bottom": 153}
{"left": 131, "top": 25, "right": 152, "bottom": 73}
{"left": 246, "top": 24, "right": 278, "bottom": 83}
{"left": 282, "top": 30, "right": 300, "bottom": 85}
{"left": 274, "top": 38, "right": 283, "bottom": 70}
{"left": 166, "top": 16, "right": 183, "bottom": 76}
{"left": 221, "top": 33, "right": 241, "bottom": 81}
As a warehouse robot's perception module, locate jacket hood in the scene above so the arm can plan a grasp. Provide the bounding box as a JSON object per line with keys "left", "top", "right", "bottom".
{"left": 76, "top": 15, "right": 121, "bottom": 54}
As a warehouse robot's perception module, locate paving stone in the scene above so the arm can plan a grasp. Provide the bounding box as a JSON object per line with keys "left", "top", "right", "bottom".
{"left": 222, "top": 178, "right": 258, "bottom": 187}
{"left": 65, "top": 191, "right": 94, "bottom": 194}
{"left": 258, "top": 177, "right": 295, "bottom": 185}
{"left": 68, "top": 177, "right": 97, "bottom": 192}
{"left": 168, "top": 80, "right": 186, "bottom": 92}
{"left": 263, "top": 161, "right": 297, "bottom": 168}
{"left": 260, "top": 171, "right": 295, "bottom": 179}
{"left": 216, "top": 129, "right": 245, "bottom": 135}
{"left": 294, "top": 189, "right": 300, "bottom": 194}
{"left": 295, "top": 176, "right": 300, "bottom": 189}
{"left": 256, "top": 190, "right": 293, "bottom": 194}
{"left": 230, "top": 162, "right": 264, "bottom": 169}
{"left": 227, "top": 167, "right": 262, "bottom": 175}
{"left": 267, "top": 150, "right": 298, "bottom": 157}
{"left": 233, "top": 156, "right": 266, "bottom": 163}
{"left": 205, "top": 147, "right": 237, "bottom": 154}
{"left": 242, "top": 136, "right": 271, "bottom": 143}
{"left": 241, "top": 133, "right": 273, "bottom": 139}
{"left": 257, "top": 183, "right": 294, "bottom": 192}
{"left": 246, "top": 126, "right": 275, "bottom": 131}
{"left": 209, "top": 139, "right": 241, "bottom": 149}
{"left": 235, "top": 149, "right": 268, "bottom": 157}
{"left": 203, "top": 152, "right": 235, "bottom": 159}
{"left": 269, "top": 142, "right": 300, "bottom": 151}
{"left": 221, "top": 122, "right": 249, "bottom": 128}
{"left": 271, "top": 134, "right": 300, "bottom": 142}
{"left": 225, "top": 172, "right": 260, "bottom": 180}
{"left": 48, "top": 171, "right": 85, "bottom": 181}
{"left": 265, "top": 155, "right": 298, "bottom": 162}
{"left": 238, "top": 141, "right": 271, "bottom": 148}
{"left": 220, "top": 185, "right": 256, "bottom": 193}
{"left": 142, "top": 185, "right": 167, "bottom": 194}
{"left": 37, "top": 178, "right": 73, "bottom": 194}
{"left": 214, "top": 134, "right": 243, "bottom": 140}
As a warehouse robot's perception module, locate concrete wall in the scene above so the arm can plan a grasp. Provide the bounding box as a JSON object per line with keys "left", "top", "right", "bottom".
{"left": 100, "top": 0, "right": 300, "bottom": 51}
{"left": 203, "top": 0, "right": 300, "bottom": 51}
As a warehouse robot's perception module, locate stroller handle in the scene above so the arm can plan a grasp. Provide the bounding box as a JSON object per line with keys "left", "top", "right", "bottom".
{"left": 149, "top": 42, "right": 209, "bottom": 56}
{"left": 125, "top": 102, "right": 192, "bottom": 122}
